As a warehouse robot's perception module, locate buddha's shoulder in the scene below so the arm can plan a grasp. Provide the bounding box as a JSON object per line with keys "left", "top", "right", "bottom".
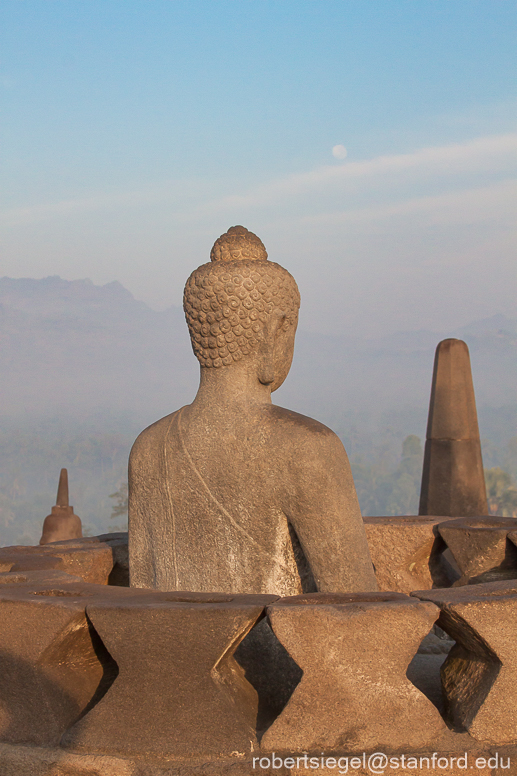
{"left": 129, "top": 409, "right": 182, "bottom": 463}
{"left": 263, "top": 406, "right": 350, "bottom": 479}
{"left": 265, "top": 405, "right": 343, "bottom": 448}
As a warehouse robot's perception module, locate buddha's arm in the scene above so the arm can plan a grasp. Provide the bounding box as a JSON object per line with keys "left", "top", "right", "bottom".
{"left": 287, "top": 432, "right": 378, "bottom": 593}
{"left": 128, "top": 428, "right": 156, "bottom": 588}
{"left": 128, "top": 414, "right": 179, "bottom": 590}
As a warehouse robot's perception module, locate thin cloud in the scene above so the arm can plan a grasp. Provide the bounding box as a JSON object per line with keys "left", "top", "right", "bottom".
{"left": 0, "top": 178, "right": 210, "bottom": 229}
{"left": 2, "top": 133, "right": 516, "bottom": 230}
{"left": 0, "top": 189, "right": 157, "bottom": 229}
{"left": 180, "top": 132, "right": 517, "bottom": 219}
{"left": 293, "top": 178, "right": 517, "bottom": 230}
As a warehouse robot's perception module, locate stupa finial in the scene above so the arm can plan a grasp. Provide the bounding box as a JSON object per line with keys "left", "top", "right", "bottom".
{"left": 40, "top": 468, "right": 83, "bottom": 545}
{"left": 419, "top": 338, "right": 488, "bottom": 516}
{"left": 56, "top": 468, "right": 69, "bottom": 508}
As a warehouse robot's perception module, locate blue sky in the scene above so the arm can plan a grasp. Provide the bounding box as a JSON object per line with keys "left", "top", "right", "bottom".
{"left": 1, "top": 1, "right": 516, "bottom": 336}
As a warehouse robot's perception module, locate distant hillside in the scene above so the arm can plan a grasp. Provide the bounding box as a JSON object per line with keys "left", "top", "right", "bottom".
{"left": 286, "top": 315, "right": 517, "bottom": 437}
{"left": 1, "top": 275, "right": 515, "bottom": 427}
{"left": 0, "top": 275, "right": 197, "bottom": 421}
{"left": 0, "top": 276, "right": 515, "bottom": 545}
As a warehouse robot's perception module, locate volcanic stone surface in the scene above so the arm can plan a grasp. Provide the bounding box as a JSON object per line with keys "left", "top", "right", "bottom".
{"left": 40, "top": 469, "right": 83, "bottom": 545}
{"left": 419, "top": 339, "right": 488, "bottom": 517}
{"left": 0, "top": 580, "right": 122, "bottom": 746}
{"left": 62, "top": 591, "right": 276, "bottom": 759}
{"left": 129, "top": 227, "right": 377, "bottom": 595}
{"left": 261, "top": 592, "right": 445, "bottom": 752}
{"left": 412, "top": 580, "right": 517, "bottom": 743}
{"left": 438, "top": 517, "right": 517, "bottom": 585}
{"left": 364, "top": 515, "right": 458, "bottom": 592}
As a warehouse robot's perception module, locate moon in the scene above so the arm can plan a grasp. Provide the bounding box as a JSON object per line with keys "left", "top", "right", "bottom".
{"left": 332, "top": 144, "right": 347, "bottom": 160}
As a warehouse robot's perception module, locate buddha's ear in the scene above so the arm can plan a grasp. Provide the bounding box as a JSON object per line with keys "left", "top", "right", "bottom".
{"left": 257, "top": 310, "right": 286, "bottom": 386}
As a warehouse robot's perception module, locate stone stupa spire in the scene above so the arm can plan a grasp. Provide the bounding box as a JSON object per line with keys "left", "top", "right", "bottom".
{"left": 40, "top": 468, "right": 83, "bottom": 545}
{"left": 419, "top": 338, "right": 488, "bottom": 517}
{"left": 56, "top": 467, "right": 69, "bottom": 508}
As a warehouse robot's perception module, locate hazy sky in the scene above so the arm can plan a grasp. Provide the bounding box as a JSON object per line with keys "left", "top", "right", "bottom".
{"left": 1, "top": 1, "right": 516, "bottom": 337}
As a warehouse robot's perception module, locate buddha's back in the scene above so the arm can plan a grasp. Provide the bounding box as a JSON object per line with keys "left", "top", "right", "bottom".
{"left": 128, "top": 227, "right": 377, "bottom": 594}
{"left": 129, "top": 405, "right": 300, "bottom": 593}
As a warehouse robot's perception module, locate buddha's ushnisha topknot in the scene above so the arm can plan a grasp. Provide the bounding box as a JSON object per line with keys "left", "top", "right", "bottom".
{"left": 210, "top": 225, "right": 268, "bottom": 263}
{"left": 184, "top": 226, "right": 299, "bottom": 368}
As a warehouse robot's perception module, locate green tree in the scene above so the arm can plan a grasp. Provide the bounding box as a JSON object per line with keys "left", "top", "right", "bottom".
{"left": 485, "top": 467, "right": 517, "bottom": 517}
{"left": 385, "top": 435, "right": 424, "bottom": 516}
{"left": 352, "top": 434, "right": 423, "bottom": 516}
{"left": 109, "top": 482, "right": 128, "bottom": 532}
{"left": 109, "top": 482, "right": 128, "bottom": 517}
{"left": 504, "top": 437, "right": 517, "bottom": 481}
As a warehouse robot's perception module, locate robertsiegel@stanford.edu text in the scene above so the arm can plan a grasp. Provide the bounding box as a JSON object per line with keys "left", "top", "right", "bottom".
{"left": 252, "top": 751, "right": 511, "bottom": 772}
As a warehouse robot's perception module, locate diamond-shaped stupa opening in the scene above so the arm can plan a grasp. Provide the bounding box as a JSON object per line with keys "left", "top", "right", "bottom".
{"left": 234, "top": 617, "right": 303, "bottom": 739}
{"left": 406, "top": 625, "right": 455, "bottom": 716}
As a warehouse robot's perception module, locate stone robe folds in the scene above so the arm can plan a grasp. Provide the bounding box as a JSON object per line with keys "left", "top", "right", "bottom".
{"left": 129, "top": 408, "right": 305, "bottom": 595}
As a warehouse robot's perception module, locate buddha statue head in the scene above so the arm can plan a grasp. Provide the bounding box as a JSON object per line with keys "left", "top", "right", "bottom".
{"left": 183, "top": 226, "right": 300, "bottom": 391}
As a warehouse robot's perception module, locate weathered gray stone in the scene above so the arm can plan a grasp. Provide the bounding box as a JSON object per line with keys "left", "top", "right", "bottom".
{"left": 98, "top": 533, "right": 129, "bottom": 585}
{"left": 364, "top": 515, "right": 458, "bottom": 592}
{"left": 0, "top": 569, "right": 83, "bottom": 585}
{"left": 419, "top": 339, "right": 488, "bottom": 517}
{"left": 0, "top": 542, "right": 114, "bottom": 584}
{"left": 289, "top": 747, "right": 499, "bottom": 776}
{"left": 40, "top": 469, "right": 83, "bottom": 545}
{"left": 438, "top": 517, "right": 517, "bottom": 585}
{"left": 129, "top": 227, "right": 377, "bottom": 595}
{"left": 0, "top": 741, "right": 508, "bottom": 776}
{"left": 63, "top": 591, "right": 276, "bottom": 759}
{"left": 234, "top": 617, "right": 303, "bottom": 734}
{"left": 261, "top": 592, "right": 445, "bottom": 753}
{"left": 412, "top": 581, "right": 517, "bottom": 743}
{"left": 0, "top": 740, "right": 513, "bottom": 776}
{"left": 0, "top": 741, "right": 292, "bottom": 775}
{"left": 0, "top": 581, "right": 118, "bottom": 746}
{"left": 506, "top": 530, "right": 517, "bottom": 554}
{"left": 0, "top": 743, "right": 137, "bottom": 776}
{"left": 47, "top": 533, "right": 129, "bottom": 585}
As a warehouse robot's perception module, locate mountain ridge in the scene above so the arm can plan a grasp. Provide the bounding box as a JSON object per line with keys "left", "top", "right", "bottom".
{"left": 0, "top": 275, "right": 515, "bottom": 427}
{"left": 0, "top": 276, "right": 515, "bottom": 546}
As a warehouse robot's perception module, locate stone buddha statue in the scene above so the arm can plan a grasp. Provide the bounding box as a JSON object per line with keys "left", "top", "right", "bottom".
{"left": 129, "top": 226, "right": 377, "bottom": 594}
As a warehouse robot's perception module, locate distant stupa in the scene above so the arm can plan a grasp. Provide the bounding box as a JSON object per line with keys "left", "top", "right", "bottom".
{"left": 40, "top": 468, "right": 83, "bottom": 545}
{"left": 419, "top": 339, "right": 488, "bottom": 517}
